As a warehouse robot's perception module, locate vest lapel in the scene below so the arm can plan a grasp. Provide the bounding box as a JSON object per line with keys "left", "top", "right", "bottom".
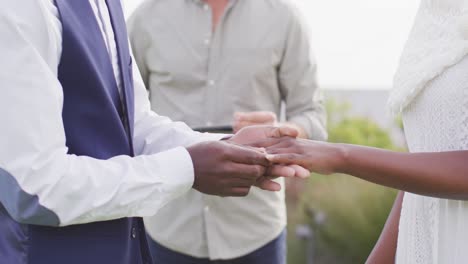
{"left": 55, "top": 0, "right": 124, "bottom": 115}
{"left": 105, "top": 0, "right": 135, "bottom": 148}
{"left": 56, "top": 0, "right": 135, "bottom": 155}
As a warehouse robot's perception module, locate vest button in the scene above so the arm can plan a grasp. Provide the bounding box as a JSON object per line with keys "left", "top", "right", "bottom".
{"left": 131, "top": 227, "right": 137, "bottom": 239}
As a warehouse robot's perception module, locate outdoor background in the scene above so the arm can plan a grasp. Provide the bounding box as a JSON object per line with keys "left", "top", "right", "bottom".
{"left": 124, "top": 1, "right": 420, "bottom": 263}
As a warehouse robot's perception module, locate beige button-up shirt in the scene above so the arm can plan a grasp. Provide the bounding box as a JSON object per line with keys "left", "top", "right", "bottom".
{"left": 128, "top": 0, "right": 327, "bottom": 260}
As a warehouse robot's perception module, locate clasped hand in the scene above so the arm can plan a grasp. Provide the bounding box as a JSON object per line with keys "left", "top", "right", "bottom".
{"left": 187, "top": 125, "right": 311, "bottom": 197}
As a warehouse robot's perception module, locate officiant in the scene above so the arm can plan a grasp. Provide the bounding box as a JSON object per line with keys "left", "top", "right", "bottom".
{"left": 128, "top": 0, "right": 327, "bottom": 263}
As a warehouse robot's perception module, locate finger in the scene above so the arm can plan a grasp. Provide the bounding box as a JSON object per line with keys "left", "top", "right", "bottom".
{"left": 224, "top": 144, "right": 269, "bottom": 166}
{"left": 226, "top": 163, "right": 266, "bottom": 181}
{"left": 265, "top": 147, "right": 292, "bottom": 155}
{"left": 266, "top": 153, "right": 301, "bottom": 165}
{"left": 263, "top": 139, "right": 297, "bottom": 152}
{"left": 255, "top": 178, "right": 282, "bottom": 192}
{"left": 234, "top": 111, "right": 276, "bottom": 123}
{"left": 288, "top": 164, "right": 311, "bottom": 179}
{"left": 225, "top": 187, "right": 251, "bottom": 197}
{"left": 267, "top": 126, "right": 299, "bottom": 139}
{"left": 227, "top": 140, "right": 265, "bottom": 151}
{"left": 267, "top": 165, "right": 296, "bottom": 178}
{"left": 248, "top": 138, "right": 284, "bottom": 148}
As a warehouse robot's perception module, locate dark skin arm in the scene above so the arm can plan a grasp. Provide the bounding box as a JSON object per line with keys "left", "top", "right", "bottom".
{"left": 261, "top": 138, "right": 468, "bottom": 200}
{"left": 259, "top": 138, "right": 468, "bottom": 261}
{"left": 366, "top": 191, "right": 404, "bottom": 264}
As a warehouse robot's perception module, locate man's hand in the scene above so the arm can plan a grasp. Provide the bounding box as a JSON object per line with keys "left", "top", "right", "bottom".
{"left": 233, "top": 111, "right": 277, "bottom": 133}
{"left": 187, "top": 141, "right": 270, "bottom": 197}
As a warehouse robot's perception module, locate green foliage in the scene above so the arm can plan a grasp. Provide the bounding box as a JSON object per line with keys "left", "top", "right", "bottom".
{"left": 326, "top": 100, "right": 394, "bottom": 148}
{"left": 287, "top": 99, "right": 400, "bottom": 264}
{"left": 299, "top": 175, "right": 397, "bottom": 263}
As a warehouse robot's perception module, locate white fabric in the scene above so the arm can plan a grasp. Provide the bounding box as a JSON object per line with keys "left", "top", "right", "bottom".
{"left": 388, "top": 0, "right": 468, "bottom": 114}
{"left": 0, "top": 0, "right": 223, "bottom": 226}
{"left": 397, "top": 55, "right": 468, "bottom": 263}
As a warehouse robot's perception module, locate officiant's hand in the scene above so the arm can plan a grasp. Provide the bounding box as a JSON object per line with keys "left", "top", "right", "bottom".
{"left": 227, "top": 124, "right": 296, "bottom": 145}
{"left": 233, "top": 112, "right": 277, "bottom": 133}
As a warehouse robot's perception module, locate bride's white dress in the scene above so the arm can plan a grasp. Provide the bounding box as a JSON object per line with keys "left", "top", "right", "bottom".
{"left": 397, "top": 55, "right": 468, "bottom": 263}
{"left": 388, "top": 0, "right": 468, "bottom": 263}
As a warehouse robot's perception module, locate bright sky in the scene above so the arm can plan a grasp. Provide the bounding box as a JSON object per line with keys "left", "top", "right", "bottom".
{"left": 124, "top": 0, "right": 420, "bottom": 90}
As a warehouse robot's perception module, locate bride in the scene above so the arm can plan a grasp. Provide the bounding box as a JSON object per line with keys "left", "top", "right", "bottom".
{"left": 262, "top": 0, "right": 468, "bottom": 263}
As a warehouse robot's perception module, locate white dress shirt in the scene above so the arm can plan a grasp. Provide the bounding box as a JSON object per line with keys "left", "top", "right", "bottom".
{"left": 0, "top": 0, "right": 222, "bottom": 227}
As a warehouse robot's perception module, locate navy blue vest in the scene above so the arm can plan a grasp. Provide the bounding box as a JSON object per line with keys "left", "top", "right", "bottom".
{"left": 1, "top": 1, "right": 152, "bottom": 263}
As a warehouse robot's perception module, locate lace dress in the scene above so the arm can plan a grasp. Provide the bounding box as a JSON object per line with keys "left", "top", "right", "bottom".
{"left": 396, "top": 55, "right": 468, "bottom": 263}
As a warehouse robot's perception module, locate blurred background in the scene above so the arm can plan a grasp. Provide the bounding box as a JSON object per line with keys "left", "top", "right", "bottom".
{"left": 124, "top": 0, "right": 419, "bottom": 263}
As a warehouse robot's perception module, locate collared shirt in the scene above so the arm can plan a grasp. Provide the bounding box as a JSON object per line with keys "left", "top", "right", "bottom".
{"left": 128, "top": 0, "right": 327, "bottom": 259}
{"left": 0, "top": 0, "right": 222, "bottom": 227}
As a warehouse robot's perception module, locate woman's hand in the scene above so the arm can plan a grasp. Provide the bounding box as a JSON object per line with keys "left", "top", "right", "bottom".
{"left": 264, "top": 138, "right": 346, "bottom": 175}
{"left": 263, "top": 137, "right": 468, "bottom": 200}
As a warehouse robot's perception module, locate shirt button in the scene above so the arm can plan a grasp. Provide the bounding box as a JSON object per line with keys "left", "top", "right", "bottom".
{"left": 206, "top": 121, "right": 213, "bottom": 126}
{"left": 207, "top": 80, "right": 215, "bottom": 86}
{"left": 203, "top": 4, "right": 209, "bottom": 11}
{"left": 131, "top": 227, "right": 137, "bottom": 239}
{"left": 204, "top": 206, "right": 210, "bottom": 213}
{"left": 204, "top": 38, "right": 211, "bottom": 45}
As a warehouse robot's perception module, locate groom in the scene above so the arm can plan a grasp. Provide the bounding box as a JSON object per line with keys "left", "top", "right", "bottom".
{"left": 0, "top": 0, "right": 302, "bottom": 263}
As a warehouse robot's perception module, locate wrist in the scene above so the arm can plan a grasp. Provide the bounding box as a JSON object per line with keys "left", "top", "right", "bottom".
{"left": 333, "top": 143, "right": 351, "bottom": 174}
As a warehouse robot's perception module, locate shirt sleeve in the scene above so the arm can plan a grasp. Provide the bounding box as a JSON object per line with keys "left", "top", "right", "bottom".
{"left": 0, "top": 0, "right": 216, "bottom": 227}
{"left": 278, "top": 4, "right": 328, "bottom": 141}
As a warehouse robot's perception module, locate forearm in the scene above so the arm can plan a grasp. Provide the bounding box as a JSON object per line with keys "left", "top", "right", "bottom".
{"left": 367, "top": 191, "right": 403, "bottom": 264}
{"left": 338, "top": 144, "right": 468, "bottom": 199}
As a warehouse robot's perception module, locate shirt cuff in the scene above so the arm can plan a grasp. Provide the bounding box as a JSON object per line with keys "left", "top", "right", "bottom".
{"left": 158, "top": 146, "right": 195, "bottom": 192}
{"left": 136, "top": 147, "right": 196, "bottom": 216}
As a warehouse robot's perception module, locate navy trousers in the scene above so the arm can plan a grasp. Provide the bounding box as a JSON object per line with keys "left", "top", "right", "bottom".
{"left": 148, "top": 230, "right": 286, "bottom": 264}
